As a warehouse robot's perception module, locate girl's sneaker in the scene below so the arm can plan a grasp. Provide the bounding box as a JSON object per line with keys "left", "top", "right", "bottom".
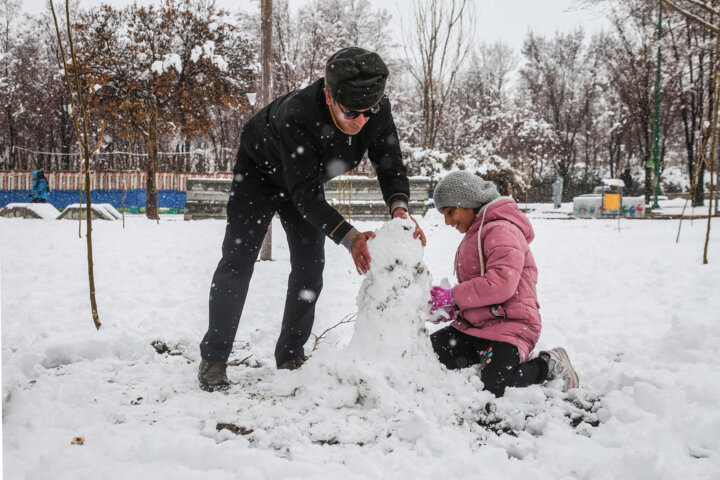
{"left": 540, "top": 348, "right": 579, "bottom": 391}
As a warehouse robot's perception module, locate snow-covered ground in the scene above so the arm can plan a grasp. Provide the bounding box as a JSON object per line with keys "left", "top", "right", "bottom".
{"left": 2, "top": 207, "right": 719, "bottom": 479}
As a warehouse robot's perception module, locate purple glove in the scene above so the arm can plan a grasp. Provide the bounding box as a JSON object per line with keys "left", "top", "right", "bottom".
{"left": 429, "top": 286, "right": 455, "bottom": 313}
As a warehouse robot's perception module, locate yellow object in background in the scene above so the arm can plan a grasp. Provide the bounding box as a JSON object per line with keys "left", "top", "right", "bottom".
{"left": 603, "top": 192, "right": 621, "bottom": 212}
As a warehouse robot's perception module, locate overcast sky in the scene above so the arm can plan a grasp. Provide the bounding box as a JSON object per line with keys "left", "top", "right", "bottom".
{"left": 20, "top": 0, "right": 610, "bottom": 55}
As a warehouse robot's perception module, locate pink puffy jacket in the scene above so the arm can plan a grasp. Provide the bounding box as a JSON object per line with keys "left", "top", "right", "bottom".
{"left": 450, "top": 197, "right": 541, "bottom": 361}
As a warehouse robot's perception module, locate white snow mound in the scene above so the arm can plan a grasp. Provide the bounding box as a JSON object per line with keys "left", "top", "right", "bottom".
{"left": 348, "top": 217, "right": 435, "bottom": 364}
{"left": 232, "top": 217, "right": 493, "bottom": 448}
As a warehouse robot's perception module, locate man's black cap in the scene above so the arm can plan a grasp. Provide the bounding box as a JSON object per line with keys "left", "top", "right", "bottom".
{"left": 325, "top": 47, "right": 389, "bottom": 110}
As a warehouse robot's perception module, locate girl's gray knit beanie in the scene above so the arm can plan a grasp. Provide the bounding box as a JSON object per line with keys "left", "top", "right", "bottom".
{"left": 433, "top": 170, "right": 500, "bottom": 213}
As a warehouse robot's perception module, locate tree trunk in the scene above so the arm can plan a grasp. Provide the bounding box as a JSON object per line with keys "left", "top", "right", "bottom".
{"left": 644, "top": 165, "right": 654, "bottom": 204}
{"left": 144, "top": 113, "right": 160, "bottom": 220}
{"left": 703, "top": 11, "right": 720, "bottom": 264}
{"left": 693, "top": 160, "right": 706, "bottom": 206}
{"left": 716, "top": 160, "right": 719, "bottom": 216}
{"left": 422, "top": 84, "right": 431, "bottom": 149}
{"left": 82, "top": 143, "right": 101, "bottom": 329}
{"left": 259, "top": 0, "right": 273, "bottom": 261}
{"left": 6, "top": 106, "right": 16, "bottom": 169}
{"left": 59, "top": 94, "right": 73, "bottom": 170}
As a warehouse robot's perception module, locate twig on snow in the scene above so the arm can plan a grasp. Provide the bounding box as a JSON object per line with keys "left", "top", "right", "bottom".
{"left": 310, "top": 312, "right": 357, "bottom": 352}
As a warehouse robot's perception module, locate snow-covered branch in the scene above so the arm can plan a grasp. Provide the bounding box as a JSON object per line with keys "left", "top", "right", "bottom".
{"left": 663, "top": 0, "right": 720, "bottom": 33}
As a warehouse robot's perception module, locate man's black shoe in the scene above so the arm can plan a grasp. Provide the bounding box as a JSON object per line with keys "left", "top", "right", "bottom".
{"left": 278, "top": 355, "right": 308, "bottom": 370}
{"left": 198, "top": 360, "right": 230, "bottom": 392}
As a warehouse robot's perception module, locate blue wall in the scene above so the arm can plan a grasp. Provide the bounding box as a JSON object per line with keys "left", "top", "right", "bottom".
{"left": 0, "top": 189, "right": 186, "bottom": 209}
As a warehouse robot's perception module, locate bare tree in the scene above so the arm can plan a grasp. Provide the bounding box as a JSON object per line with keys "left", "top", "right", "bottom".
{"left": 238, "top": 0, "right": 394, "bottom": 97}
{"left": 49, "top": 0, "right": 102, "bottom": 330}
{"left": 432, "top": 41, "right": 519, "bottom": 155}
{"left": 583, "top": 0, "right": 717, "bottom": 207}
{"left": 520, "top": 30, "right": 598, "bottom": 183}
{"left": 665, "top": 9, "right": 715, "bottom": 206}
{"left": 1, "top": 0, "right": 21, "bottom": 167}
{"left": 659, "top": 0, "right": 719, "bottom": 263}
{"left": 663, "top": 0, "right": 720, "bottom": 32}
{"left": 475, "top": 41, "right": 518, "bottom": 108}
{"left": 402, "top": 0, "right": 475, "bottom": 149}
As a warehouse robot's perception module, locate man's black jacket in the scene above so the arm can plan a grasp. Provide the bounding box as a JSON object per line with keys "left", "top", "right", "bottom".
{"left": 239, "top": 78, "right": 410, "bottom": 244}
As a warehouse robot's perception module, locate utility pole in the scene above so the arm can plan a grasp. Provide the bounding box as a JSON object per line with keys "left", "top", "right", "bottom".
{"left": 648, "top": 0, "right": 663, "bottom": 209}
{"left": 259, "top": 0, "right": 273, "bottom": 261}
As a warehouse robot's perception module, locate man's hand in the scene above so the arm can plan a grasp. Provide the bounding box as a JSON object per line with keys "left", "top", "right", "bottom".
{"left": 350, "top": 231, "right": 376, "bottom": 275}
{"left": 392, "top": 208, "right": 426, "bottom": 246}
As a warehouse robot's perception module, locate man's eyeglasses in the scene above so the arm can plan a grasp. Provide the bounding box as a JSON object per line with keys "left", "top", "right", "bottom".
{"left": 338, "top": 103, "right": 381, "bottom": 120}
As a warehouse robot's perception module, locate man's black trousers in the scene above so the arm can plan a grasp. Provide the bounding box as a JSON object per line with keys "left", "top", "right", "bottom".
{"left": 200, "top": 149, "right": 325, "bottom": 367}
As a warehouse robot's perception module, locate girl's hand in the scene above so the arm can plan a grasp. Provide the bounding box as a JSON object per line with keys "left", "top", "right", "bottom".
{"left": 428, "top": 305, "right": 457, "bottom": 324}
{"left": 429, "top": 286, "right": 455, "bottom": 313}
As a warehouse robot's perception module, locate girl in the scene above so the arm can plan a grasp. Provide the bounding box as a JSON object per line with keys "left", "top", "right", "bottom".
{"left": 428, "top": 170, "right": 578, "bottom": 397}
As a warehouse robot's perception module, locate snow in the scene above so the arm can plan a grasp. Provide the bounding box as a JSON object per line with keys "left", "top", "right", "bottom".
{"left": 191, "top": 46, "right": 203, "bottom": 63}
{"left": 652, "top": 197, "right": 718, "bottom": 217}
{"left": 601, "top": 178, "right": 625, "bottom": 187}
{"left": 150, "top": 60, "right": 165, "bottom": 75}
{"left": 150, "top": 54, "right": 183, "bottom": 75}
{"left": 2, "top": 208, "right": 720, "bottom": 479}
{"left": 212, "top": 55, "right": 228, "bottom": 72}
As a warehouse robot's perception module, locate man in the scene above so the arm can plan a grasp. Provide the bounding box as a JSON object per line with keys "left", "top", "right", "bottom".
{"left": 198, "top": 47, "right": 426, "bottom": 391}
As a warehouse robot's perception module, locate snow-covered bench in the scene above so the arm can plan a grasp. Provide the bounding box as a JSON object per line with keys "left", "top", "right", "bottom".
{"left": 56, "top": 203, "right": 122, "bottom": 221}
{"left": 183, "top": 176, "right": 432, "bottom": 220}
{"left": 0, "top": 203, "right": 60, "bottom": 219}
